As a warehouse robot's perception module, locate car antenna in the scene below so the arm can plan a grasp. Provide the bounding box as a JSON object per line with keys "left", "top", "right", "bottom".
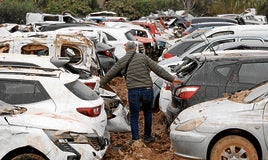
{"left": 202, "top": 33, "right": 218, "bottom": 56}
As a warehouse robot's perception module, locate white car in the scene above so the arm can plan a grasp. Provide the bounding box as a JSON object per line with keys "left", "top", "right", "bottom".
{"left": 150, "top": 55, "right": 182, "bottom": 111}
{"left": 0, "top": 54, "right": 131, "bottom": 133}
{"left": 0, "top": 100, "right": 109, "bottom": 160}
{"left": 87, "top": 26, "right": 145, "bottom": 59}
{"left": 170, "top": 81, "right": 268, "bottom": 160}
{"left": 0, "top": 55, "right": 110, "bottom": 159}
{"left": 0, "top": 31, "right": 94, "bottom": 73}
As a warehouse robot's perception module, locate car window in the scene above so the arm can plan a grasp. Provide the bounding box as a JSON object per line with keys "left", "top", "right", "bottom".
{"left": 103, "top": 32, "right": 117, "bottom": 41}
{"left": 215, "top": 65, "right": 232, "bottom": 78}
{"left": 131, "top": 29, "right": 148, "bottom": 37}
{"left": 65, "top": 80, "right": 99, "bottom": 100}
{"left": 206, "top": 39, "right": 235, "bottom": 51}
{"left": 191, "top": 45, "right": 208, "bottom": 53}
{"left": 240, "top": 38, "right": 263, "bottom": 43}
{"left": 238, "top": 62, "right": 268, "bottom": 84}
{"left": 0, "top": 79, "right": 50, "bottom": 104}
{"left": 61, "top": 45, "right": 82, "bottom": 63}
{"left": 169, "top": 41, "right": 201, "bottom": 56}
{"left": 21, "top": 44, "right": 49, "bottom": 55}
{"left": 0, "top": 43, "right": 9, "bottom": 53}
{"left": 207, "top": 31, "right": 234, "bottom": 38}
{"left": 243, "top": 82, "right": 268, "bottom": 103}
{"left": 125, "top": 31, "right": 137, "bottom": 41}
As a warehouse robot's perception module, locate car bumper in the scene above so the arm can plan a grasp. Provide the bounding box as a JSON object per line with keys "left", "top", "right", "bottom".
{"left": 166, "top": 102, "right": 182, "bottom": 124}
{"left": 71, "top": 130, "right": 110, "bottom": 160}
{"left": 159, "top": 85, "right": 172, "bottom": 113}
{"left": 170, "top": 128, "right": 212, "bottom": 160}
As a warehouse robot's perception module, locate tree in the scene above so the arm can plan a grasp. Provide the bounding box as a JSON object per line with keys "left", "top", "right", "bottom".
{"left": 0, "top": 0, "right": 37, "bottom": 24}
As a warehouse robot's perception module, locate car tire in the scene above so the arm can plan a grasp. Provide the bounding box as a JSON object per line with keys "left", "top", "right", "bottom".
{"left": 11, "top": 153, "right": 46, "bottom": 160}
{"left": 210, "top": 135, "right": 258, "bottom": 160}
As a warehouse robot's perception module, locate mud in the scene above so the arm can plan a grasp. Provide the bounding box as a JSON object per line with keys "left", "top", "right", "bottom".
{"left": 103, "top": 77, "right": 185, "bottom": 160}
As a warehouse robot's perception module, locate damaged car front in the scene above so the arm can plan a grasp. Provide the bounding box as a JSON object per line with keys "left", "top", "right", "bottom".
{"left": 0, "top": 100, "right": 109, "bottom": 160}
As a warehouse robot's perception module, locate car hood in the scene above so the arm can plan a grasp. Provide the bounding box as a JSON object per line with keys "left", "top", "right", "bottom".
{"left": 177, "top": 98, "right": 256, "bottom": 122}
{"left": 6, "top": 111, "right": 96, "bottom": 134}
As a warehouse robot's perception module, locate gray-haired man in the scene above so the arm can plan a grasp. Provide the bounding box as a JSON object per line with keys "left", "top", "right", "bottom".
{"left": 100, "top": 41, "right": 174, "bottom": 144}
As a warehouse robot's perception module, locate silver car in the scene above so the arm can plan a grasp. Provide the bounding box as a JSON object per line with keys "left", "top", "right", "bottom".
{"left": 170, "top": 81, "right": 268, "bottom": 160}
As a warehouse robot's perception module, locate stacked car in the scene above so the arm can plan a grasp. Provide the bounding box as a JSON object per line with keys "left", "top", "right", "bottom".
{"left": 2, "top": 10, "right": 268, "bottom": 159}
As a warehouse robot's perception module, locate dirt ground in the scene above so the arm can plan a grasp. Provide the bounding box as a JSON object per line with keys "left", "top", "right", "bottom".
{"left": 102, "top": 77, "right": 186, "bottom": 160}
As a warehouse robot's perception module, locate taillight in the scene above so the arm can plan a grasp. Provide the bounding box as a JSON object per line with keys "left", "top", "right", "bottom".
{"left": 175, "top": 86, "right": 200, "bottom": 100}
{"left": 165, "top": 81, "right": 171, "bottom": 90}
{"left": 76, "top": 106, "right": 101, "bottom": 117}
{"left": 163, "top": 53, "right": 173, "bottom": 59}
{"left": 85, "top": 82, "right": 96, "bottom": 90}
{"left": 104, "top": 50, "right": 113, "bottom": 57}
{"left": 98, "top": 50, "right": 113, "bottom": 58}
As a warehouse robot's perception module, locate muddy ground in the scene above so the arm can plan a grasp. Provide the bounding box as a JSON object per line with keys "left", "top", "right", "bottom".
{"left": 102, "top": 77, "right": 186, "bottom": 160}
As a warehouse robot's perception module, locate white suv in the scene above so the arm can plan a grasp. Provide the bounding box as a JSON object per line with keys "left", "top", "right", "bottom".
{"left": 0, "top": 55, "right": 110, "bottom": 159}
{"left": 0, "top": 100, "right": 109, "bottom": 160}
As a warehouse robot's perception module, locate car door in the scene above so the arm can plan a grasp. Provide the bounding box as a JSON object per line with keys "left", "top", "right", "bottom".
{"left": 225, "top": 61, "right": 268, "bottom": 94}
{"left": 204, "top": 62, "right": 235, "bottom": 100}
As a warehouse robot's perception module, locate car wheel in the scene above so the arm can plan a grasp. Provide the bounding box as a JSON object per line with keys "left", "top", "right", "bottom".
{"left": 11, "top": 153, "right": 47, "bottom": 160}
{"left": 210, "top": 135, "right": 258, "bottom": 160}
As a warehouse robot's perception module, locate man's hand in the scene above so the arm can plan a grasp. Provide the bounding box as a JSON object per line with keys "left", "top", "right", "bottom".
{"left": 172, "top": 78, "right": 182, "bottom": 86}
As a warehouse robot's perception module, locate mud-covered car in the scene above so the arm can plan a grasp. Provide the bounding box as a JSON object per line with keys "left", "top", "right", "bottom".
{"left": 0, "top": 54, "right": 131, "bottom": 133}
{"left": 170, "top": 81, "right": 268, "bottom": 160}
{"left": 0, "top": 100, "right": 109, "bottom": 160}
{"left": 0, "top": 56, "right": 110, "bottom": 159}
{"left": 167, "top": 50, "right": 268, "bottom": 124}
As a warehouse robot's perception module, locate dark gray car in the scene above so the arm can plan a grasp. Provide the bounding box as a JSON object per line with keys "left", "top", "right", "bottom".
{"left": 167, "top": 50, "right": 268, "bottom": 123}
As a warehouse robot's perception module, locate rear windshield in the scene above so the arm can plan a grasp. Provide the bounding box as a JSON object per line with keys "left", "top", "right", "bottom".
{"left": 173, "top": 57, "right": 198, "bottom": 78}
{"left": 65, "top": 80, "right": 99, "bottom": 100}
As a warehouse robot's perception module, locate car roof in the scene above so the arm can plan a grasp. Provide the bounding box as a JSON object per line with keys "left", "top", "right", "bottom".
{"left": 191, "top": 17, "right": 238, "bottom": 24}
{"left": 0, "top": 54, "right": 60, "bottom": 68}
{"left": 38, "top": 23, "right": 97, "bottom": 31}
{"left": 187, "top": 34, "right": 268, "bottom": 50}
{"left": 0, "top": 55, "right": 79, "bottom": 83}
{"left": 188, "top": 50, "right": 268, "bottom": 62}
{"left": 189, "top": 22, "right": 237, "bottom": 28}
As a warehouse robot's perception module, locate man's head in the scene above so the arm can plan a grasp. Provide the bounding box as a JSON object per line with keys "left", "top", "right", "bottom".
{"left": 125, "top": 41, "right": 137, "bottom": 52}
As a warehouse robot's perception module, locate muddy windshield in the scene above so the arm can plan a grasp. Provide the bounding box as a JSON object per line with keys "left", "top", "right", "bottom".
{"left": 229, "top": 82, "right": 268, "bottom": 103}
{"left": 243, "top": 82, "right": 268, "bottom": 103}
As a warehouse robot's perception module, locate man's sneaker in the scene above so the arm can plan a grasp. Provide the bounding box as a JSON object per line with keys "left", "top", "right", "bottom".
{"left": 129, "top": 139, "right": 137, "bottom": 145}
{"left": 144, "top": 135, "right": 155, "bottom": 144}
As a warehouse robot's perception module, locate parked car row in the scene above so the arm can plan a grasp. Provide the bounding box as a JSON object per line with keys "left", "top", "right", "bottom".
{"left": 1, "top": 9, "right": 268, "bottom": 159}
{"left": 152, "top": 15, "right": 268, "bottom": 159}
{"left": 0, "top": 54, "right": 110, "bottom": 159}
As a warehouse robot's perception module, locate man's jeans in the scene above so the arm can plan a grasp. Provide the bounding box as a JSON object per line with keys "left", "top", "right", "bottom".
{"left": 128, "top": 87, "right": 154, "bottom": 140}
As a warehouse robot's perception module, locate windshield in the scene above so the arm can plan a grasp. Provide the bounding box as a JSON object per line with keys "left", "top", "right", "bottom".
{"left": 243, "top": 82, "right": 268, "bottom": 103}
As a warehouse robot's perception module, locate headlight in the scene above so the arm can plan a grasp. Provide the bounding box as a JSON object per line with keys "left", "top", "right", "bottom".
{"left": 44, "top": 130, "right": 109, "bottom": 151}
{"left": 175, "top": 117, "right": 206, "bottom": 132}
